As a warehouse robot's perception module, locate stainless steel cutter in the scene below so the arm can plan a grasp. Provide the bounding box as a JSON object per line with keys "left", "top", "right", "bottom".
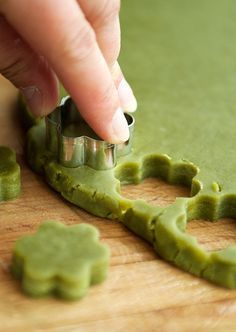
{"left": 46, "top": 96, "right": 135, "bottom": 170}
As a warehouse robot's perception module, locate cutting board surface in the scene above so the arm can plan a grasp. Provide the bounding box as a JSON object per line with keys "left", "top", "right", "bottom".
{"left": 1, "top": 76, "right": 236, "bottom": 331}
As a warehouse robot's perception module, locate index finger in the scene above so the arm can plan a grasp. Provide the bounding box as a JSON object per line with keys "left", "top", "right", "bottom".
{"left": 1, "top": 0, "right": 129, "bottom": 143}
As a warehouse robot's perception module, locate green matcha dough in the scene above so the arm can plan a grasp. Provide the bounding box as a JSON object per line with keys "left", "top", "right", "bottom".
{"left": 22, "top": 0, "right": 236, "bottom": 288}
{"left": 0, "top": 146, "right": 21, "bottom": 201}
{"left": 11, "top": 221, "right": 110, "bottom": 300}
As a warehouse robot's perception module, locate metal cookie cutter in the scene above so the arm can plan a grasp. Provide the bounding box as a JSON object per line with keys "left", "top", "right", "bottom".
{"left": 46, "top": 96, "right": 135, "bottom": 170}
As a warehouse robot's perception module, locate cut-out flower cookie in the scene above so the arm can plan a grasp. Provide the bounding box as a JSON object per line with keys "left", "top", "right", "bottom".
{"left": 0, "top": 146, "right": 21, "bottom": 201}
{"left": 11, "top": 221, "right": 110, "bottom": 300}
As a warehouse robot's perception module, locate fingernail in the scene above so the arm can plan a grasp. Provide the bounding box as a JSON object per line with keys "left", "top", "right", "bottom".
{"left": 110, "top": 107, "right": 130, "bottom": 143}
{"left": 20, "top": 86, "right": 43, "bottom": 116}
{"left": 118, "top": 78, "right": 137, "bottom": 113}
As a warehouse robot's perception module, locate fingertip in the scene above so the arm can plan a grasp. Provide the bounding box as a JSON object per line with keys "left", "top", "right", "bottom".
{"left": 107, "top": 107, "right": 130, "bottom": 144}
{"left": 20, "top": 85, "right": 58, "bottom": 117}
{"left": 117, "top": 78, "right": 138, "bottom": 113}
{"left": 19, "top": 75, "right": 59, "bottom": 117}
{"left": 111, "top": 63, "right": 138, "bottom": 113}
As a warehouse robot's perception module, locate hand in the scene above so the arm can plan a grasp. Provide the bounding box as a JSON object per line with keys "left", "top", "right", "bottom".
{"left": 0, "top": 0, "right": 137, "bottom": 143}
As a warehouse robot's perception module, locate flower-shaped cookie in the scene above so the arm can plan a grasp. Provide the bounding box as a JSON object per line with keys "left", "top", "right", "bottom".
{"left": 0, "top": 146, "right": 21, "bottom": 201}
{"left": 12, "top": 221, "right": 110, "bottom": 300}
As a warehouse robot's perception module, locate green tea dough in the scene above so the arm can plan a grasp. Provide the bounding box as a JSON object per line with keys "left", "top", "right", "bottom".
{"left": 11, "top": 221, "right": 110, "bottom": 300}
{"left": 23, "top": 0, "right": 236, "bottom": 288}
{"left": 0, "top": 146, "right": 21, "bottom": 201}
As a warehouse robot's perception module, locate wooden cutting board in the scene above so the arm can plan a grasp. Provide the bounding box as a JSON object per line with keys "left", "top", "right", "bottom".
{"left": 1, "top": 75, "right": 236, "bottom": 332}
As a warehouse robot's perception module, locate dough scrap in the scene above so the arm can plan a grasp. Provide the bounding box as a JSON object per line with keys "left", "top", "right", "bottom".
{"left": 11, "top": 221, "right": 110, "bottom": 300}
{"left": 0, "top": 146, "right": 21, "bottom": 201}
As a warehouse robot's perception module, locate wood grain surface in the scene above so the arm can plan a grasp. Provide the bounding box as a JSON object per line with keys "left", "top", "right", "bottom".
{"left": 0, "top": 75, "right": 236, "bottom": 332}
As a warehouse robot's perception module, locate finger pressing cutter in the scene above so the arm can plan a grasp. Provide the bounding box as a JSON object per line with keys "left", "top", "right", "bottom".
{"left": 46, "top": 96, "right": 135, "bottom": 170}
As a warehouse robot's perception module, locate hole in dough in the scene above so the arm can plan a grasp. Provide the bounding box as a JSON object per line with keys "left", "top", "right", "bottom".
{"left": 187, "top": 218, "right": 236, "bottom": 251}
{"left": 121, "top": 177, "right": 190, "bottom": 207}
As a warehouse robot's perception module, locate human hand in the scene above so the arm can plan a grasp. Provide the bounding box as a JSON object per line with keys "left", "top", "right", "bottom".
{"left": 0, "top": 0, "right": 137, "bottom": 143}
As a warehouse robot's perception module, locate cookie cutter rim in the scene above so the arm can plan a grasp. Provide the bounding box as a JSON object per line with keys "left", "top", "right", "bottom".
{"left": 46, "top": 96, "right": 135, "bottom": 170}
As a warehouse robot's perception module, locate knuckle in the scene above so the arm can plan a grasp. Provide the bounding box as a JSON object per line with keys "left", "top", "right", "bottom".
{"left": 0, "top": 16, "right": 33, "bottom": 81}
{"left": 0, "top": 55, "right": 31, "bottom": 81}
{"left": 92, "top": 0, "right": 120, "bottom": 24}
{"left": 56, "top": 22, "right": 96, "bottom": 63}
{"left": 103, "top": 0, "right": 120, "bottom": 19}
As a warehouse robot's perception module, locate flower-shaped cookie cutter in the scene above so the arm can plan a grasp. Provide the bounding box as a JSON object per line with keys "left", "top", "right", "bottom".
{"left": 46, "top": 96, "right": 135, "bottom": 170}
